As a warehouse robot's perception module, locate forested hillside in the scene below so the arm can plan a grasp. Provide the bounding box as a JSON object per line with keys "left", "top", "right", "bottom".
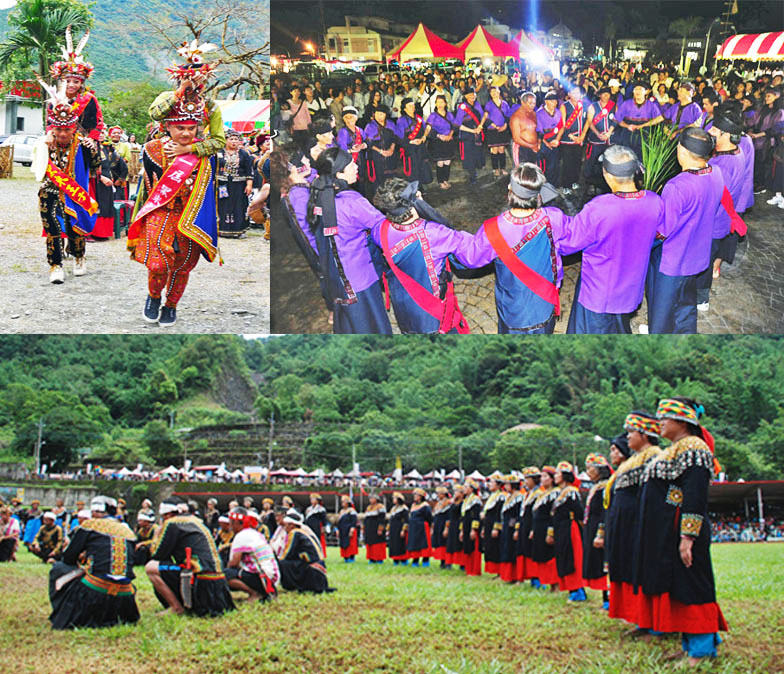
{"left": 0, "top": 335, "right": 781, "bottom": 481}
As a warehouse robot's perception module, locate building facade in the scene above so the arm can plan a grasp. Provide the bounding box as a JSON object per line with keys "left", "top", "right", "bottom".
{"left": 1, "top": 81, "right": 44, "bottom": 135}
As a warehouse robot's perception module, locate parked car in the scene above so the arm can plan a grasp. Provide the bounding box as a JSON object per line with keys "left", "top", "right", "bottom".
{"left": 326, "top": 69, "right": 365, "bottom": 91}
{"left": 360, "top": 63, "right": 399, "bottom": 82}
{"left": 1, "top": 134, "right": 40, "bottom": 166}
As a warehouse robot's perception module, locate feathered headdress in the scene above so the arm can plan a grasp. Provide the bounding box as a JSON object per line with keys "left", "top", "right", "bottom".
{"left": 38, "top": 79, "right": 78, "bottom": 128}
{"left": 50, "top": 26, "right": 94, "bottom": 82}
{"left": 166, "top": 38, "right": 219, "bottom": 82}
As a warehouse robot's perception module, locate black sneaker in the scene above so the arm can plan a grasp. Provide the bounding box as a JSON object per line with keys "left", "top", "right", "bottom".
{"left": 143, "top": 296, "right": 161, "bottom": 323}
{"left": 159, "top": 306, "right": 177, "bottom": 327}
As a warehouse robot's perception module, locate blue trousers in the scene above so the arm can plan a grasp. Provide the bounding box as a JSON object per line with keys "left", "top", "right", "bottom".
{"left": 646, "top": 246, "right": 699, "bottom": 334}
{"left": 566, "top": 276, "right": 631, "bottom": 334}
{"left": 682, "top": 632, "right": 722, "bottom": 658}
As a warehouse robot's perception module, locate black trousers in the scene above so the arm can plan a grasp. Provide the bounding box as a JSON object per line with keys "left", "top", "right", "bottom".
{"left": 559, "top": 143, "right": 584, "bottom": 188}
{"left": 40, "top": 190, "right": 85, "bottom": 266}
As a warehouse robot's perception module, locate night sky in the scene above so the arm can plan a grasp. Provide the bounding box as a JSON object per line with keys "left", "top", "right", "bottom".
{"left": 272, "top": 0, "right": 783, "bottom": 53}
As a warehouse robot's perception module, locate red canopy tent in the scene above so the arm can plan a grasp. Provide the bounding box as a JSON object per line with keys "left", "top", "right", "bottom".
{"left": 386, "top": 22, "right": 464, "bottom": 63}
{"left": 457, "top": 25, "right": 518, "bottom": 59}
{"left": 716, "top": 31, "right": 784, "bottom": 60}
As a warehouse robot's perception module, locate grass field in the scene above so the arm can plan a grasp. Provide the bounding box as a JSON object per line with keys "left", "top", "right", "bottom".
{"left": 1, "top": 544, "right": 783, "bottom": 673}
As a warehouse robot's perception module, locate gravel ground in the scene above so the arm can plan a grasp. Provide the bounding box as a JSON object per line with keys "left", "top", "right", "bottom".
{"left": 271, "top": 159, "right": 784, "bottom": 335}
{"left": 0, "top": 174, "right": 269, "bottom": 334}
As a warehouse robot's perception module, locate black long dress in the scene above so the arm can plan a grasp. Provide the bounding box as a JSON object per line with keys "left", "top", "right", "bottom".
{"left": 336, "top": 507, "right": 358, "bottom": 556}
{"left": 49, "top": 518, "right": 140, "bottom": 629}
{"left": 431, "top": 498, "right": 450, "bottom": 558}
{"left": 445, "top": 500, "right": 463, "bottom": 564}
{"left": 305, "top": 504, "right": 328, "bottom": 554}
{"left": 387, "top": 504, "right": 409, "bottom": 560}
{"left": 217, "top": 147, "right": 253, "bottom": 237}
{"left": 363, "top": 504, "right": 387, "bottom": 546}
{"left": 582, "top": 478, "right": 609, "bottom": 587}
{"left": 517, "top": 488, "right": 539, "bottom": 579}
{"left": 481, "top": 491, "right": 504, "bottom": 573}
{"left": 406, "top": 503, "right": 432, "bottom": 558}
{"left": 499, "top": 490, "right": 521, "bottom": 580}
{"left": 531, "top": 487, "right": 558, "bottom": 584}
{"left": 551, "top": 485, "right": 584, "bottom": 590}
{"left": 460, "top": 493, "right": 482, "bottom": 575}
{"left": 634, "top": 435, "right": 728, "bottom": 635}
{"left": 605, "top": 446, "right": 661, "bottom": 622}
{"left": 151, "top": 514, "right": 235, "bottom": 617}
{"left": 278, "top": 528, "right": 329, "bottom": 593}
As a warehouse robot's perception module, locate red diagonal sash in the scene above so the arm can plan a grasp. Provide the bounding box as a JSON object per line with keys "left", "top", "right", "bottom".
{"left": 352, "top": 127, "right": 362, "bottom": 163}
{"left": 484, "top": 215, "right": 560, "bottom": 315}
{"left": 407, "top": 115, "right": 423, "bottom": 141}
{"left": 560, "top": 101, "right": 584, "bottom": 140}
{"left": 46, "top": 161, "right": 98, "bottom": 215}
{"left": 380, "top": 220, "right": 470, "bottom": 334}
{"left": 593, "top": 99, "right": 615, "bottom": 125}
{"left": 721, "top": 186, "right": 747, "bottom": 236}
{"left": 460, "top": 103, "right": 484, "bottom": 142}
{"left": 132, "top": 153, "right": 201, "bottom": 225}
{"left": 543, "top": 111, "right": 564, "bottom": 141}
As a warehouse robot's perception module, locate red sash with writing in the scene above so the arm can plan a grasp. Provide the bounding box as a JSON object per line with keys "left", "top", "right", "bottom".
{"left": 721, "top": 186, "right": 747, "bottom": 236}
{"left": 460, "top": 103, "right": 484, "bottom": 142}
{"left": 400, "top": 116, "right": 424, "bottom": 174}
{"left": 46, "top": 161, "right": 98, "bottom": 215}
{"left": 407, "top": 115, "right": 423, "bottom": 141}
{"left": 131, "top": 153, "right": 201, "bottom": 225}
{"left": 560, "top": 102, "right": 584, "bottom": 142}
{"left": 593, "top": 99, "right": 615, "bottom": 126}
{"left": 380, "top": 220, "right": 470, "bottom": 334}
{"left": 484, "top": 215, "right": 560, "bottom": 315}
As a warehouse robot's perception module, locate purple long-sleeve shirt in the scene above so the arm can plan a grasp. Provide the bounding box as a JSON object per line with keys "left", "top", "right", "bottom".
{"left": 336, "top": 125, "right": 365, "bottom": 153}
{"left": 325, "top": 190, "right": 387, "bottom": 294}
{"left": 559, "top": 191, "right": 664, "bottom": 313}
{"left": 737, "top": 135, "right": 755, "bottom": 212}
{"left": 463, "top": 207, "right": 569, "bottom": 286}
{"left": 426, "top": 111, "right": 456, "bottom": 136}
{"left": 663, "top": 101, "right": 702, "bottom": 129}
{"left": 484, "top": 100, "right": 511, "bottom": 128}
{"left": 658, "top": 166, "right": 725, "bottom": 277}
{"left": 536, "top": 106, "right": 561, "bottom": 135}
{"left": 616, "top": 98, "right": 661, "bottom": 124}
{"left": 709, "top": 149, "right": 745, "bottom": 239}
{"left": 287, "top": 184, "right": 317, "bottom": 253}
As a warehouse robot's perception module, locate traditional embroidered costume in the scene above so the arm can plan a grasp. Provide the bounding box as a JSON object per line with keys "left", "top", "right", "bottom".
{"left": 406, "top": 489, "right": 433, "bottom": 565}
{"left": 337, "top": 499, "right": 359, "bottom": 562}
{"left": 363, "top": 500, "right": 387, "bottom": 563}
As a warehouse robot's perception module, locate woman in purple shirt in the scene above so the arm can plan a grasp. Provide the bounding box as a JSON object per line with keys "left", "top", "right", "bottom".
{"left": 425, "top": 94, "right": 457, "bottom": 190}
{"left": 484, "top": 86, "right": 512, "bottom": 177}
{"left": 305, "top": 147, "right": 392, "bottom": 334}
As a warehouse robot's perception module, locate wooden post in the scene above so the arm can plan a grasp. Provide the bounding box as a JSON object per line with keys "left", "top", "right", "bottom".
{"left": 0, "top": 145, "right": 13, "bottom": 179}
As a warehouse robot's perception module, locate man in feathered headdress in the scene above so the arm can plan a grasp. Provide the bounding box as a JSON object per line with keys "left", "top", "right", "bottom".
{"left": 33, "top": 81, "right": 101, "bottom": 284}
{"left": 127, "top": 40, "right": 223, "bottom": 327}
{"left": 46, "top": 26, "right": 105, "bottom": 144}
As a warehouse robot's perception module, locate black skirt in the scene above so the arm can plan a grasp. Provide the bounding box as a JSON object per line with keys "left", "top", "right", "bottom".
{"left": 278, "top": 559, "right": 328, "bottom": 593}
{"left": 218, "top": 179, "right": 249, "bottom": 237}
{"left": 49, "top": 563, "right": 140, "bottom": 630}
{"left": 486, "top": 126, "right": 511, "bottom": 147}
{"left": 0, "top": 538, "right": 15, "bottom": 561}
{"left": 156, "top": 566, "right": 235, "bottom": 617}
{"left": 428, "top": 136, "right": 455, "bottom": 161}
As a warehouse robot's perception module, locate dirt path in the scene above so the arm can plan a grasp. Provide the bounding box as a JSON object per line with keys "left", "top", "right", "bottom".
{"left": 0, "top": 175, "right": 269, "bottom": 333}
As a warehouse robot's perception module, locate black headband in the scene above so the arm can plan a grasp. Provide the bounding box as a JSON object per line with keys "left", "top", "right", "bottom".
{"left": 509, "top": 178, "right": 540, "bottom": 199}
{"left": 601, "top": 156, "right": 641, "bottom": 177}
{"left": 713, "top": 115, "right": 742, "bottom": 135}
{"left": 679, "top": 132, "right": 715, "bottom": 157}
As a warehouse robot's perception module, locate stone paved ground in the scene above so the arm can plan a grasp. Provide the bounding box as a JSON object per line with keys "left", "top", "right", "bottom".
{"left": 272, "top": 160, "right": 784, "bottom": 335}
{"left": 0, "top": 175, "right": 269, "bottom": 334}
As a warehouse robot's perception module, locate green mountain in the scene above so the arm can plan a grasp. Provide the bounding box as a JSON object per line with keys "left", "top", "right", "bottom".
{"left": 0, "top": 335, "right": 781, "bottom": 481}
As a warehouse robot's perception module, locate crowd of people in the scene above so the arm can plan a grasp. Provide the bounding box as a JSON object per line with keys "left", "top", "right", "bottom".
{"left": 270, "top": 57, "right": 784, "bottom": 334}
{"left": 710, "top": 515, "right": 784, "bottom": 542}
{"left": 0, "top": 491, "right": 334, "bottom": 630}
{"left": 34, "top": 28, "right": 270, "bottom": 327}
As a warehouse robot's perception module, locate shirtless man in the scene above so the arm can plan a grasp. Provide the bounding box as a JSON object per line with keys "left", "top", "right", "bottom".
{"left": 509, "top": 92, "right": 540, "bottom": 166}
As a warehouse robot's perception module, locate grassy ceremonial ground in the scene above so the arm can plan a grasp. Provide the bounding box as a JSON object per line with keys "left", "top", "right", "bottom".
{"left": 1, "top": 545, "right": 782, "bottom": 673}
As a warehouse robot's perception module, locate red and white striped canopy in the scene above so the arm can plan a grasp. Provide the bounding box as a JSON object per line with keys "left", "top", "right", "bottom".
{"left": 717, "top": 32, "right": 784, "bottom": 60}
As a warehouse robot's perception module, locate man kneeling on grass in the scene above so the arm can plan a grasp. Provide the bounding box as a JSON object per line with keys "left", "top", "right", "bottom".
{"left": 145, "top": 498, "right": 235, "bottom": 617}
{"left": 278, "top": 509, "right": 333, "bottom": 594}
{"left": 225, "top": 507, "right": 279, "bottom": 602}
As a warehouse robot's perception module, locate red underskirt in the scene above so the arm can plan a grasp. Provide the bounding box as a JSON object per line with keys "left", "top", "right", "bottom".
{"left": 365, "top": 542, "right": 387, "bottom": 561}
{"left": 637, "top": 593, "right": 729, "bottom": 634}
{"left": 445, "top": 550, "right": 466, "bottom": 566}
{"left": 536, "top": 558, "right": 559, "bottom": 586}
{"left": 609, "top": 580, "right": 642, "bottom": 624}
{"left": 320, "top": 533, "right": 327, "bottom": 557}
{"left": 584, "top": 575, "right": 608, "bottom": 591}
{"left": 557, "top": 521, "right": 584, "bottom": 592}
{"left": 499, "top": 561, "right": 517, "bottom": 582}
{"left": 92, "top": 215, "right": 114, "bottom": 238}
{"left": 340, "top": 530, "right": 358, "bottom": 558}
{"left": 464, "top": 546, "right": 482, "bottom": 576}
{"left": 432, "top": 545, "right": 447, "bottom": 561}
{"left": 485, "top": 560, "right": 501, "bottom": 575}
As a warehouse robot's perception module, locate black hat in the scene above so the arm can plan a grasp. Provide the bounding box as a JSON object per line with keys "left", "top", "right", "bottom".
{"left": 611, "top": 433, "right": 631, "bottom": 459}
{"left": 312, "top": 119, "right": 334, "bottom": 136}
{"left": 544, "top": 90, "right": 558, "bottom": 101}
{"left": 374, "top": 104, "right": 390, "bottom": 116}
